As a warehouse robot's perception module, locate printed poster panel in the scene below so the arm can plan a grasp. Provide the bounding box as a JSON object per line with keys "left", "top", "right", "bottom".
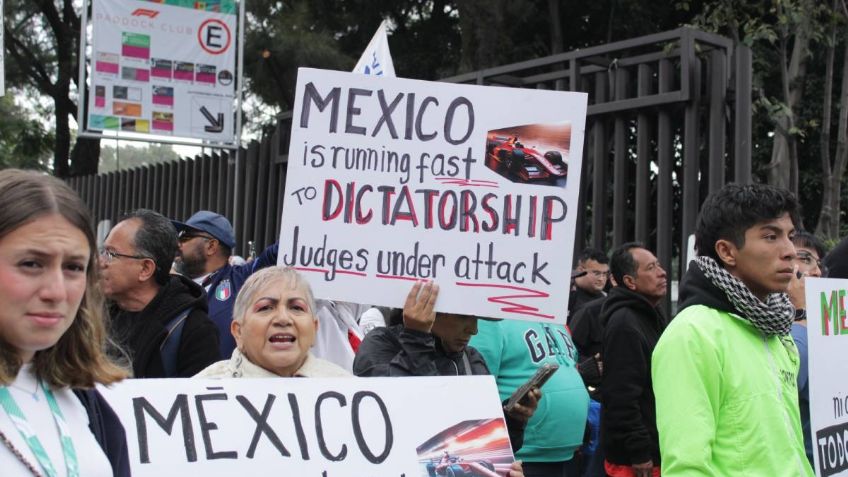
{"left": 99, "top": 376, "right": 514, "bottom": 476}
{"left": 87, "top": 0, "right": 237, "bottom": 142}
{"left": 277, "top": 68, "right": 587, "bottom": 323}
{"left": 806, "top": 278, "right": 848, "bottom": 477}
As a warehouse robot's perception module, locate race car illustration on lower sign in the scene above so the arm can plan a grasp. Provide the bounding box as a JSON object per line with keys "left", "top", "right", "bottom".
{"left": 425, "top": 451, "right": 500, "bottom": 477}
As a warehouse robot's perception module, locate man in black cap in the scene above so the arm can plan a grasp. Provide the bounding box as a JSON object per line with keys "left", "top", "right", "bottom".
{"left": 172, "top": 210, "right": 277, "bottom": 357}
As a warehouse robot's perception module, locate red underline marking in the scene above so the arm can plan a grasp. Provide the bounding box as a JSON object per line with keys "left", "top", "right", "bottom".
{"left": 294, "top": 267, "right": 367, "bottom": 277}
{"left": 434, "top": 177, "right": 500, "bottom": 188}
{"left": 337, "top": 270, "right": 367, "bottom": 277}
{"left": 456, "top": 281, "right": 555, "bottom": 319}
{"left": 376, "top": 274, "right": 421, "bottom": 281}
{"left": 435, "top": 177, "right": 498, "bottom": 184}
{"left": 294, "top": 267, "right": 327, "bottom": 274}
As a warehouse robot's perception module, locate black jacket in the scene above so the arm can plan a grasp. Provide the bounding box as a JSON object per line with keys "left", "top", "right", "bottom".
{"left": 570, "top": 295, "right": 607, "bottom": 360}
{"left": 567, "top": 286, "right": 605, "bottom": 324}
{"left": 110, "top": 275, "right": 220, "bottom": 378}
{"left": 353, "top": 325, "right": 490, "bottom": 377}
{"left": 73, "top": 389, "right": 130, "bottom": 477}
{"left": 600, "top": 287, "right": 667, "bottom": 466}
{"left": 353, "top": 324, "right": 525, "bottom": 451}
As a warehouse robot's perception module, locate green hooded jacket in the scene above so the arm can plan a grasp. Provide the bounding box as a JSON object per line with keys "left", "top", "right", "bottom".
{"left": 652, "top": 263, "right": 813, "bottom": 476}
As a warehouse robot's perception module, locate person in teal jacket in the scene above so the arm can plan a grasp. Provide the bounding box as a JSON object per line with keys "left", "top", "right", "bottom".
{"left": 652, "top": 183, "right": 814, "bottom": 477}
{"left": 471, "top": 319, "right": 589, "bottom": 477}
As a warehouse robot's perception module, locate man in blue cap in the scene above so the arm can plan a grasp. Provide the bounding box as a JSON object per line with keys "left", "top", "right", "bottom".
{"left": 172, "top": 210, "right": 277, "bottom": 357}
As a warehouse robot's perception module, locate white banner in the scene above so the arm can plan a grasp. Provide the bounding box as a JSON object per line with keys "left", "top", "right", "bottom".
{"left": 99, "top": 376, "right": 514, "bottom": 476}
{"left": 806, "top": 278, "right": 848, "bottom": 476}
{"left": 277, "top": 68, "right": 587, "bottom": 323}
{"left": 87, "top": 0, "right": 237, "bottom": 142}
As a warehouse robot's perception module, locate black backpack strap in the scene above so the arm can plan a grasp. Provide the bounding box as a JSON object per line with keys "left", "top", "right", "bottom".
{"left": 160, "top": 307, "right": 192, "bottom": 377}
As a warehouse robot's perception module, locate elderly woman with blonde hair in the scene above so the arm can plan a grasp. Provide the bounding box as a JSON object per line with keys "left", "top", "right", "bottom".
{"left": 196, "top": 266, "right": 349, "bottom": 378}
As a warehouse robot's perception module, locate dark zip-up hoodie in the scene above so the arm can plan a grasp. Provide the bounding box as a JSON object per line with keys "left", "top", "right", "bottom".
{"left": 110, "top": 274, "right": 220, "bottom": 377}
{"left": 600, "top": 286, "right": 667, "bottom": 466}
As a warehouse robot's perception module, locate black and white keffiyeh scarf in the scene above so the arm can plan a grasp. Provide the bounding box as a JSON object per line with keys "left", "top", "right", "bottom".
{"left": 696, "top": 256, "right": 795, "bottom": 336}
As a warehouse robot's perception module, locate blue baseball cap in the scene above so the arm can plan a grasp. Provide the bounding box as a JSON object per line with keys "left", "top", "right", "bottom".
{"left": 172, "top": 210, "right": 236, "bottom": 249}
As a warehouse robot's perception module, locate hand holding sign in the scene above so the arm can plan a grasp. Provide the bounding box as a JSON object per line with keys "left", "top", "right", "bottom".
{"left": 403, "top": 280, "right": 439, "bottom": 333}
{"left": 509, "top": 460, "right": 527, "bottom": 477}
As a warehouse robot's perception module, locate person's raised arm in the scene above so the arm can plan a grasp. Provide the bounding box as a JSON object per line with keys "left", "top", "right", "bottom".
{"left": 353, "top": 281, "right": 441, "bottom": 376}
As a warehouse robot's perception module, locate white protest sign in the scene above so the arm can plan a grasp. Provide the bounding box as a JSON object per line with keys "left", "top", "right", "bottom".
{"left": 806, "top": 278, "right": 848, "bottom": 476}
{"left": 87, "top": 0, "right": 237, "bottom": 142}
{"left": 278, "top": 68, "right": 587, "bottom": 323}
{"left": 99, "top": 376, "right": 513, "bottom": 476}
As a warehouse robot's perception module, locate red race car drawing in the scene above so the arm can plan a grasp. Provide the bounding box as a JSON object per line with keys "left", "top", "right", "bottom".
{"left": 486, "top": 135, "right": 567, "bottom": 184}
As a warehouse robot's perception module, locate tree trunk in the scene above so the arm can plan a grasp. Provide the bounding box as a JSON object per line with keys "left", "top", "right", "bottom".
{"left": 53, "top": 91, "right": 71, "bottom": 178}
{"left": 70, "top": 138, "right": 101, "bottom": 176}
{"left": 816, "top": 0, "right": 838, "bottom": 239}
{"left": 457, "top": 0, "right": 507, "bottom": 72}
{"left": 766, "top": 5, "right": 810, "bottom": 195}
{"left": 548, "top": 0, "right": 562, "bottom": 55}
{"left": 824, "top": 29, "right": 848, "bottom": 239}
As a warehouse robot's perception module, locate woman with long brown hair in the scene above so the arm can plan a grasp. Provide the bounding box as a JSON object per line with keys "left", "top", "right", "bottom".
{"left": 0, "top": 169, "right": 129, "bottom": 476}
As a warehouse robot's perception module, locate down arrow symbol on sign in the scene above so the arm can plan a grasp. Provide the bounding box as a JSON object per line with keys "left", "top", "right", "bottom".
{"left": 200, "top": 106, "right": 224, "bottom": 133}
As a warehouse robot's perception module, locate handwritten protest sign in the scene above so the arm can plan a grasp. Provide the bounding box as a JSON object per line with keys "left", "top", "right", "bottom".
{"left": 806, "top": 278, "right": 848, "bottom": 476}
{"left": 99, "top": 376, "right": 513, "bottom": 476}
{"left": 278, "top": 68, "right": 587, "bottom": 322}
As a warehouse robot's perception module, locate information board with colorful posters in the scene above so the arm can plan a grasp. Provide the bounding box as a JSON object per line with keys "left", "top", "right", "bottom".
{"left": 99, "top": 376, "right": 514, "bottom": 476}
{"left": 806, "top": 278, "right": 848, "bottom": 477}
{"left": 87, "top": 0, "right": 237, "bottom": 143}
{"left": 277, "top": 68, "right": 587, "bottom": 323}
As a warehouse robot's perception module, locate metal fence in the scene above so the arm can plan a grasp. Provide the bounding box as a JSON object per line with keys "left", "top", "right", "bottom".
{"left": 68, "top": 115, "right": 292, "bottom": 258}
{"left": 443, "top": 27, "right": 751, "bottom": 278}
{"left": 69, "top": 26, "right": 751, "bottom": 281}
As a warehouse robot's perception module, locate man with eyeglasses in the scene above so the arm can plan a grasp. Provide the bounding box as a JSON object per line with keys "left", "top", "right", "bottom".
{"left": 172, "top": 210, "right": 279, "bottom": 357}
{"left": 568, "top": 248, "right": 610, "bottom": 321}
{"left": 787, "top": 231, "right": 828, "bottom": 466}
{"left": 99, "top": 209, "right": 220, "bottom": 378}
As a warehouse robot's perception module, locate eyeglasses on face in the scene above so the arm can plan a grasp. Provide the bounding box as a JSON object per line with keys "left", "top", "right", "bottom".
{"left": 177, "top": 230, "right": 216, "bottom": 243}
{"left": 796, "top": 250, "right": 827, "bottom": 274}
{"left": 98, "top": 248, "right": 151, "bottom": 263}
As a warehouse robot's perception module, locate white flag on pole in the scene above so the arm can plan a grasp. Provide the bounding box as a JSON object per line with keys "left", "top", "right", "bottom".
{"left": 352, "top": 20, "right": 395, "bottom": 77}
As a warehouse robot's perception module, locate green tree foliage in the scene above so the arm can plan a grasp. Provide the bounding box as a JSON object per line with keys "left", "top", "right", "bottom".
{"left": 0, "top": 93, "right": 55, "bottom": 170}
{"left": 244, "top": 0, "right": 703, "bottom": 109}
{"left": 687, "top": 0, "right": 848, "bottom": 236}
{"left": 4, "top": 0, "right": 99, "bottom": 177}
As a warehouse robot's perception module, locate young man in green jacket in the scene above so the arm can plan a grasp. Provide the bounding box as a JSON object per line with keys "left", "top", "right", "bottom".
{"left": 652, "top": 183, "right": 813, "bottom": 476}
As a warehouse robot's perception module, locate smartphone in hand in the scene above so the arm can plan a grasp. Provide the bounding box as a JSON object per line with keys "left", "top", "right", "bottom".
{"left": 504, "top": 362, "right": 559, "bottom": 412}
